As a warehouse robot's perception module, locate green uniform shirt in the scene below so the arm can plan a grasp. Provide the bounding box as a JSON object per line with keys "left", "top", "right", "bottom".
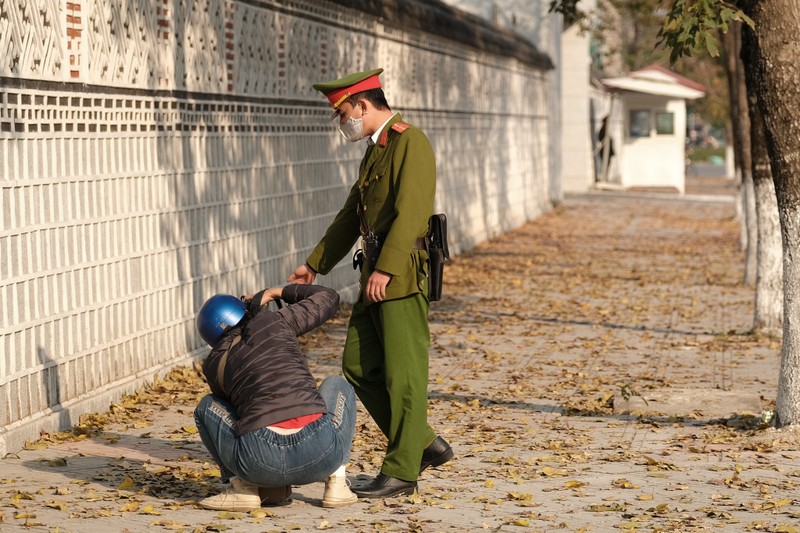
{"left": 307, "top": 113, "right": 436, "bottom": 305}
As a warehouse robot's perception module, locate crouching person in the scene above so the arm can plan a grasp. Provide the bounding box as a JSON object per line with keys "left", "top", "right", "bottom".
{"left": 193, "top": 284, "right": 358, "bottom": 510}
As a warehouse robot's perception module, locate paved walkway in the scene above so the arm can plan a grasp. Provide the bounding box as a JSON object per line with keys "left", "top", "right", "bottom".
{"left": 3, "top": 177, "right": 799, "bottom": 532}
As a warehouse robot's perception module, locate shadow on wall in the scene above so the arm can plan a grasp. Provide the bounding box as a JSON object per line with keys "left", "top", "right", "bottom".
{"left": 37, "top": 346, "right": 71, "bottom": 432}
{"left": 155, "top": 68, "right": 357, "bottom": 358}
{"left": 331, "top": 0, "right": 553, "bottom": 70}
{"left": 421, "top": 111, "right": 551, "bottom": 255}
{"left": 153, "top": 3, "right": 553, "bottom": 359}
{"left": 158, "top": 122, "right": 358, "bottom": 358}
{"left": 157, "top": 9, "right": 219, "bottom": 360}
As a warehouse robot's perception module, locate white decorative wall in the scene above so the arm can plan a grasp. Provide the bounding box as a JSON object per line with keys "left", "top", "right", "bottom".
{"left": 0, "top": 0, "right": 554, "bottom": 454}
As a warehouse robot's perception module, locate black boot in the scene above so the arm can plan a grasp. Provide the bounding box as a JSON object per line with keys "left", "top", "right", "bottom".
{"left": 420, "top": 436, "right": 454, "bottom": 473}
{"left": 352, "top": 473, "right": 417, "bottom": 499}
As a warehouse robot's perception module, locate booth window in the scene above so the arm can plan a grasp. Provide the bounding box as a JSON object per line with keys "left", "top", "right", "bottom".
{"left": 629, "top": 110, "right": 651, "bottom": 138}
{"left": 656, "top": 112, "right": 675, "bottom": 135}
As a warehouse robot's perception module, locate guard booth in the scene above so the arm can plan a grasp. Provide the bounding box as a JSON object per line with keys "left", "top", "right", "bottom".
{"left": 597, "top": 65, "right": 705, "bottom": 194}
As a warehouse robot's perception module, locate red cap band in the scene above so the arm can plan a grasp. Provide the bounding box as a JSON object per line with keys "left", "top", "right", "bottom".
{"left": 326, "top": 75, "right": 382, "bottom": 108}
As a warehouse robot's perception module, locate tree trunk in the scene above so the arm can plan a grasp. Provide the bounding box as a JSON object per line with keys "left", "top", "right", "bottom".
{"left": 743, "top": 0, "right": 800, "bottom": 427}
{"left": 742, "top": 30, "right": 783, "bottom": 335}
{"left": 722, "top": 23, "right": 756, "bottom": 284}
{"left": 742, "top": 178, "right": 757, "bottom": 285}
{"left": 751, "top": 138, "right": 783, "bottom": 335}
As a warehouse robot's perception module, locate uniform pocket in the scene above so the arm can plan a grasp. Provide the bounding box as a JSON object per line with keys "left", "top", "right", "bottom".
{"left": 363, "top": 172, "right": 388, "bottom": 208}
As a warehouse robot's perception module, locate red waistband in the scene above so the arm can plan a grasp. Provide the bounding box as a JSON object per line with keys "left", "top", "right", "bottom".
{"left": 271, "top": 412, "right": 323, "bottom": 429}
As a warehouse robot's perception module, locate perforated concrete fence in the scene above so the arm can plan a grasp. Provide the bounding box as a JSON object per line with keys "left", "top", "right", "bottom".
{"left": 0, "top": 0, "right": 554, "bottom": 454}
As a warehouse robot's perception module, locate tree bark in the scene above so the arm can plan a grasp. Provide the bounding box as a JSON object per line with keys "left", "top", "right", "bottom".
{"left": 740, "top": 27, "right": 783, "bottom": 335}
{"left": 742, "top": 28, "right": 783, "bottom": 335}
{"left": 742, "top": 177, "right": 757, "bottom": 285}
{"left": 722, "top": 23, "right": 756, "bottom": 284}
{"left": 742, "top": 0, "right": 800, "bottom": 427}
{"left": 751, "top": 124, "right": 783, "bottom": 335}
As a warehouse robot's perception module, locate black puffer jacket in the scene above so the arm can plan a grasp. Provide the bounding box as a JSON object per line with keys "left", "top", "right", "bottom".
{"left": 201, "top": 284, "right": 339, "bottom": 437}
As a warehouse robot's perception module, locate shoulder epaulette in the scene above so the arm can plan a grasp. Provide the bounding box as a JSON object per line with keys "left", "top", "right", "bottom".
{"left": 380, "top": 122, "right": 411, "bottom": 146}
{"left": 391, "top": 122, "right": 410, "bottom": 133}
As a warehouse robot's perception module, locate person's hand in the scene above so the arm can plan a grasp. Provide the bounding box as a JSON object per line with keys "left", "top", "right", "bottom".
{"left": 288, "top": 264, "right": 316, "bottom": 285}
{"left": 242, "top": 287, "right": 283, "bottom": 307}
{"left": 262, "top": 287, "right": 283, "bottom": 306}
{"left": 366, "top": 270, "right": 392, "bottom": 303}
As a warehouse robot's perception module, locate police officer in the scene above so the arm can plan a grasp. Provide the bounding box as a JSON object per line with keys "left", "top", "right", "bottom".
{"left": 289, "top": 68, "right": 453, "bottom": 498}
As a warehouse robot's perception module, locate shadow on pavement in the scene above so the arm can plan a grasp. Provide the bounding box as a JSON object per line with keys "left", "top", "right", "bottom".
{"left": 429, "top": 389, "right": 765, "bottom": 433}
{"left": 21, "top": 433, "right": 214, "bottom": 502}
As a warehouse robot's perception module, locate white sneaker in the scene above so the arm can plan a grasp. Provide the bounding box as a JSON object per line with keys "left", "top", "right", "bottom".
{"left": 199, "top": 476, "right": 262, "bottom": 511}
{"left": 322, "top": 474, "right": 358, "bottom": 508}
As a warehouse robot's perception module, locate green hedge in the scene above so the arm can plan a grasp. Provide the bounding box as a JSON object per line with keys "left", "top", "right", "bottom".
{"left": 687, "top": 146, "right": 726, "bottom": 162}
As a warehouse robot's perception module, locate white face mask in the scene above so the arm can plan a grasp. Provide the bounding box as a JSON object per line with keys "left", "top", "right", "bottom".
{"left": 338, "top": 105, "right": 365, "bottom": 142}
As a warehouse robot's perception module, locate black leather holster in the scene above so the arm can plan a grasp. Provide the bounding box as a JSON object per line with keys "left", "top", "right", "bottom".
{"left": 427, "top": 213, "right": 449, "bottom": 301}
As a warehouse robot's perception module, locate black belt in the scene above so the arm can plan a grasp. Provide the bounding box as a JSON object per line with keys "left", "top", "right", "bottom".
{"left": 361, "top": 236, "right": 427, "bottom": 250}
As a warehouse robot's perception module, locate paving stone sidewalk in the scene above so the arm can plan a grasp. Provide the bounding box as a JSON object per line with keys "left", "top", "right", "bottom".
{"left": 3, "top": 179, "right": 800, "bottom": 533}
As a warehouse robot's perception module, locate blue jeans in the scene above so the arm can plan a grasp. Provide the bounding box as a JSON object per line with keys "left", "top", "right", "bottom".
{"left": 194, "top": 375, "right": 356, "bottom": 487}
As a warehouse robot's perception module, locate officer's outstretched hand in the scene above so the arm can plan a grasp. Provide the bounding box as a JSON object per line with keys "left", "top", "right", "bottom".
{"left": 288, "top": 263, "right": 316, "bottom": 285}
{"left": 366, "top": 270, "right": 391, "bottom": 303}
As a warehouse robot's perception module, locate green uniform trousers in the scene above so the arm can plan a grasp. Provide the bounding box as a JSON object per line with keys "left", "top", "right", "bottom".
{"left": 342, "top": 292, "right": 437, "bottom": 482}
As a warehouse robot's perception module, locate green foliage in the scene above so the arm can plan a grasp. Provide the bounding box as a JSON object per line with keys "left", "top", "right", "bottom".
{"left": 687, "top": 146, "right": 726, "bottom": 162}
{"left": 605, "top": 0, "right": 671, "bottom": 72}
{"left": 550, "top": 0, "right": 753, "bottom": 64}
{"left": 548, "top": 0, "right": 584, "bottom": 27}
{"left": 658, "top": 0, "right": 754, "bottom": 63}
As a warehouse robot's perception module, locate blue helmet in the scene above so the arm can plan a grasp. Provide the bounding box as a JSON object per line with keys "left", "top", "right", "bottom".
{"left": 196, "top": 294, "right": 247, "bottom": 346}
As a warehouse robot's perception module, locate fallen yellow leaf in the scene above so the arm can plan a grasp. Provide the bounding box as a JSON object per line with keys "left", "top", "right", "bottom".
{"left": 117, "top": 476, "right": 136, "bottom": 490}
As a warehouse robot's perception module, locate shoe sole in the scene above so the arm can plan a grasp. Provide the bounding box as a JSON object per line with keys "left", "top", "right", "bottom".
{"left": 322, "top": 495, "right": 359, "bottom": 508}
{"left": 420, "top": 447, "right": 454, "bottom": 472}
{"left": 354, "top": 486, "right": 417, "bottom": 499}
{"left": 200, "top": 503, "right": 261, "bottom": 511}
